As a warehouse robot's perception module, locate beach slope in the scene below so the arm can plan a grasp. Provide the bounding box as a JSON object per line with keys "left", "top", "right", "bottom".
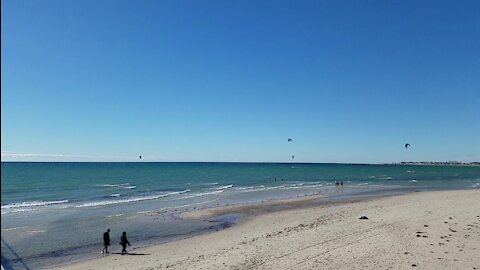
{"left": 53, "top": 190, "right": 480, "bottom": 270}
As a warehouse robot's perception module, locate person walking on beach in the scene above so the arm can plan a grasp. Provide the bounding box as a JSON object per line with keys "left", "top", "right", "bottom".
{"left": 120, "top": 231, "right": 131, "bottom": 255}
{"left": 102, "top": 228, "right": 110, "bottom": 254}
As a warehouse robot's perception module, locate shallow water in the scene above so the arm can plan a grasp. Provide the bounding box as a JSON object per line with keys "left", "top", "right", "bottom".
{"left": 1, "top": 162, "right": 479, "bottom": 269}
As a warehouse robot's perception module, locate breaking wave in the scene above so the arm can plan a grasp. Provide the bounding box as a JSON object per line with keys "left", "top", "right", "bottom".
{"left": 75, "top": 190, "right": 190, "bottom": 208}
{"left": 214, "top": 184, "right": 233, "bottom": 190}
{"left": 1, "top": 200, "right": 69, "bottom": 209}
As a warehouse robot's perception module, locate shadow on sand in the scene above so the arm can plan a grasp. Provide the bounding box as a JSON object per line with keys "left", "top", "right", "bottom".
{"left": 1, "top": 238, "right": 32, "bottom": 270}
{"left": 110, "top": 252, "right": 150, "bottom": 256}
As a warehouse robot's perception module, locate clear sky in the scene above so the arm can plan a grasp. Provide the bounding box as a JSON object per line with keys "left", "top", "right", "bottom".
{"left": 1, "top": 0, "right": 479, "bottom": 163}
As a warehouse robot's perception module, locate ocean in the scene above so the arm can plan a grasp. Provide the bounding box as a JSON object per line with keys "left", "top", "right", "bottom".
{"left": 1, "top": 162, "right": 479, "bottom": 269}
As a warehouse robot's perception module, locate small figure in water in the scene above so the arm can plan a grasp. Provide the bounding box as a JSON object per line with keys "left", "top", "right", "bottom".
{"left": 340, "top": 181, "right": 343, "bottom": 187}
{"left": 102, "top": 228, "right": 110, "bottom": 254}
{"left": 335, "top": 181, "right": 339, "bottom": 187}
{"left": 120, "top": 231, "right": 131, "bottom": 255}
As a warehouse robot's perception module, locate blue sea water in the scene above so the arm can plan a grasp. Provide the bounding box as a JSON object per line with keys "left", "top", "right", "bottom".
{"left": 1, "top": 162, "right": 479, "bottom": 269}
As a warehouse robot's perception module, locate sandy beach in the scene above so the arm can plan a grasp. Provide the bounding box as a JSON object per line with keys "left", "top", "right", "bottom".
{"left": 52, "top": 190, "right": 480, "bottom": 270}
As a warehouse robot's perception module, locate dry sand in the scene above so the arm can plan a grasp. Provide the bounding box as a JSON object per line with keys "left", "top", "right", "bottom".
{"left": 52, "top": 190, "right": 480, "bottom": 270}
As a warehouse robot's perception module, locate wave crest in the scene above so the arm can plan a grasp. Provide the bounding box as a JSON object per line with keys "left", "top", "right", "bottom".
{"left": 214, "top": 184, "right": 233, "bottom": 190}
{"left": 75, "top": 190, "right": 190, "bottom": 208}
{"left": 1, "top": 200, "right": 69, "bottom": 209}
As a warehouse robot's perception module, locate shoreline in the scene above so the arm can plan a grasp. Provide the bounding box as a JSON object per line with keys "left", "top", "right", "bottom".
{"left": 0, "top": 185, "right": 446, "bottom": 269}
{"left": 179, "top": 186, "right": 418, "bottom": 220}
{"left": 50, "top": 189, "right": 480, "bottom": 270}
{"left": 45, "top": 187, "right": 415, "bottom": 269}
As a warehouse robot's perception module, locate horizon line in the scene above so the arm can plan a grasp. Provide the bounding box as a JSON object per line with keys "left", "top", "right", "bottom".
{"left": 1, "top": 160, "right": 479, "bottom": 165}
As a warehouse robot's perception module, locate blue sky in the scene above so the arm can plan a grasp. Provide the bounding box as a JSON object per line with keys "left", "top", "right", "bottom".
{"left": 2, "top": 0, "right": 479, "bottom": 163}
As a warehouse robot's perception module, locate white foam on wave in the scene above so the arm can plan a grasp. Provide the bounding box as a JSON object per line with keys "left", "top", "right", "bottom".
{"left": 107, "top": 213, "right": 124, "bottom": 218}
{"left": 1, "top": 226, "right": 29, "bottom": 231}
{"left": 283, "top": 186, "right": 303, "bottom": 190}
{"left": 238, "top": 184, "right": 321, "bottom": 193}
{"left": 472, "top": 183, "right": 480, "bottom": 188}
{"left": 229, "top": 185, "right": 269, "bottom": 193}
{"left": 179, "top": 190, "right": 224, "bottom": 199}
{"left": 235, "top": 186, "right": 256, "bottom": 190}
{"left": 282, "top": 183, "right": 305, "bottom": 189}
{"left": 261, "top": 185, "right": 286, "bottom": 191}
{"left": 379, "top": 177, "right": 393, "bottom": 180}
{"left": 103, "top": 183, "right": 130, "bottom": 187}
{"left": 110, "top": 193, "right": 121, "bottom": 197}
{"left": 136, "top": 210, "right": 153, "bottom": 214}
{"left": 214, "top": 184, "right": 233, "bottom": 190}
{"left": 203, "top": 182, "right": 219, "bottom": 186}
{"left": 1, "top": 200, "right": 69, "bottom": 209}
{"left": 283, "top": 183, "right": 324, "bottom": 190}
{"left": 357, "top": 183, "right": 369, "bottom": 186}
{"left": 409, "top": 180, "right": 418, "bottom": 183}
{"left": 1, "top": 208, "right": 38, "bottom": 215}
{"left": 29, "top": 230, "right": 45, "bottom": 234}
{"left": 123, "top": 185, "right": 136, "bottom": 189}
{"left": 406, "top": 170, "right": 415, "bottom": 173}
{"left": 75, "top": 190, "right": 191, "bottom": 208}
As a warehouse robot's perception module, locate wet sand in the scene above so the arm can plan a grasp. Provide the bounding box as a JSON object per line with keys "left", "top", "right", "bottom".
{"left": 52, "top": 190, "right": 480, "bottom": 270}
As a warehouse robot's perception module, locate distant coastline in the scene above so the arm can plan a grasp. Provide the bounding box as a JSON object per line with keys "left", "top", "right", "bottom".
{"left": 391, "top": 161, "right": 480, "bottom": 166}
